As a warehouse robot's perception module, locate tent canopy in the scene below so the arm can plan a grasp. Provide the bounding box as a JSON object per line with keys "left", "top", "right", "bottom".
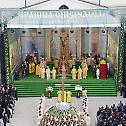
{"left": 7, "top": 10, "right": 120, "bottom": 28}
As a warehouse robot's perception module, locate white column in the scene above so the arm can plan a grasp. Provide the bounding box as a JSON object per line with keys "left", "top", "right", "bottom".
{"left": 36, "top": 28, "right": 45, "bottom": 59}
{"left": 99, "top": 28, "right": 107, "bottom": 58}
{"left": 44, "top": 28, "right": 51, "bottom": 61}
{"left": 21, "top": 28, "right": 30, "bottom": 60}
{"left": 84, "top": 28, "right": 90, "bottom": 55}
{"left": 69, "top": 28, "right": 76, "bottom": 59}
{"left": 76, "top": 28, "right": 82, "bottom": 60}
{"left": 52, "top": 29, "right": 60, "bottom": 59}
{"left": 88, "top": 28, "right": 92, "bottom": 56}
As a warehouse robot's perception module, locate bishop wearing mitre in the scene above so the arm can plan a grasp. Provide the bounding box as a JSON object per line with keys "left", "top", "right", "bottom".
{"left": 35, "top": 63, "right": 40, "bottom": 76}
{"left": 31, "top": 62, "right": 35, "bottom": 73}
{"left": 54, "top": 58, "right": 59, "bottom": 68}
{"left": 82, "top": 61, "right": 88, "bottom": 79}
{"left": 64, "top": 91, "right": 67, "bottom": 102}
{"left": 67, "top": 91, "right": 72, "bottom": 103}
{"left": 40, "top": 58, "right": 46, "bottom": 68}
{"left": 57, "top": 90, "right": 62, "bottom": 103}
{"left": 71, "top": 66, "right": 77, "bottom": 79}
{"left": 62, "top": 65, "right": 66, "bottom": 80}
{"left": 29, "top": 62, "right": 32, "bottom": 74}
{"left": 41, "top": 67, "right": 45, "bottom": 79}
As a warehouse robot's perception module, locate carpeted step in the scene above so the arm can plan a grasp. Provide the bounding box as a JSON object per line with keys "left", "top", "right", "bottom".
{"left": 13, "top": 73, "right": 117, "bottom": 97}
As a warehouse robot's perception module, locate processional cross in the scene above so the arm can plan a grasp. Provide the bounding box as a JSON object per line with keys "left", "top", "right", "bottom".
{"left": 55, "top": 79, "right": 71, "bottom": 102}
{"left": 55, "top": 65, "right": 71, "bottom": 102}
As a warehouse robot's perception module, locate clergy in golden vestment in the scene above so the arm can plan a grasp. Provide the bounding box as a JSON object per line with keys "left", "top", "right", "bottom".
{"left": 78, "top": 66, "right": 82, "bottom": 80}
{"left": 29, "top": 62, "right": 32, "bottom": 74}
{"left": 40, "top": 58, "right": 45, "bottom": 68}
{"left": 35, "top": 63, "right": 40, "bottom": 76}
{"left": 52, "top": 67, "right": 56, "bottom": 79}
{"left": 81, "top": 58, "right": 87, "bottom": 67}
{"left": 54, "top": 58, "right": 59, "bottom": 68}
{"left": 32, "top": 62, "right": 35, "bottom": 73}
{"left": 68, "top": 58, "right": 73, "bottom": 68}
{"left": 64, "top": 91, "right": 67, "bottom": 102}
{"left": 41, "top": 67, "right": 45, "bottom": 79}
{"left": 39, "top": 65, "right": 42, "bottom": 77}
{"left": 62, "top": 65, "right": 66, "bottom": 80}
{"left": 82, "top": 88, "right": 87, "bottom": 97}
{"left": 66, "top": 91, "right": 72, "bottom": 103}
{"left": 57, "top": 90, "right": 62, "bottom": 103}
{"left": 71, "top": 66, "right": 77, "bottom": 79}
{"left": 82, "top": 62, "right": 88, "bottom": 79}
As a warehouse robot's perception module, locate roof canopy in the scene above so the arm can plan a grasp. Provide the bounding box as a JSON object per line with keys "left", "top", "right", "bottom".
{"left": 7, "top": 9, "right": 120, "bottom": 28}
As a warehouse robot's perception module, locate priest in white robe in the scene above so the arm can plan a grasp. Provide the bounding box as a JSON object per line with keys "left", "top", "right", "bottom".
{"left": 96, "top": 67, "right": 100, "bottom": 79}
{"left": 62, "top": 65, "right": 66, "bottom": 80}
{"left": 78, "top": 66, "right": 82, "bottom": 80}
{"left": 46, "top": 66, "right": 50, "bottom": 80}
{"left": 41, "top": 67, "right": 45, "bottom": 79}
{"left": 52, "top": 67, "right": 56, "bottom": 79}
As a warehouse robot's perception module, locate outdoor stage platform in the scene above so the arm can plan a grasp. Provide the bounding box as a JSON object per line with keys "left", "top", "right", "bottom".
{"left": 13, "top": 69, "right": 117, "bottom": 97}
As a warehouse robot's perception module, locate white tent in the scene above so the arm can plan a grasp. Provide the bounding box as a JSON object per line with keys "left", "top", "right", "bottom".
{"left": 7, "top": 10, "right": 120, "bottom": 28}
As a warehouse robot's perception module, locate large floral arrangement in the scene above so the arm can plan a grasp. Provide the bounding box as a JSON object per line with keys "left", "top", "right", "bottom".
{"left": 39, "top": 105, "right": 87, "bottom": 126}
{"left": 46, "top": 86, "right": 53, "bottom": 92}
{"left": 46, "top": 105, "right": 76, "bottom": 117}
{"left": 46, "top": 86, "right": 53, "bottom": 98}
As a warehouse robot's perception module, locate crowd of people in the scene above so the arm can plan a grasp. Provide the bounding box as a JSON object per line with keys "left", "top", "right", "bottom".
{"left": 120, "top": 85, "right": 126, "bottom": 98}
{"left": 0, "top": 83, "right": 17, "bottom": 126}
{"left": 82, "top": 96, "right": 88, "bottom": 115}
{"left": 37, "top": 95, "right": 46, "bottom": 126}
{"left": 96, "top": 101, "right": 126, "bottom": 126}
{"left": 16, "top": 53, "right": 109, "bottom": 81}
{"left": 82, "top": 90, "right": 91, "bottom": 126}
{"left": 39, "top": 112, "right": 87, "bottom": 126}
{"left": 37, "top": 89, "right": 91, "bottom": 126}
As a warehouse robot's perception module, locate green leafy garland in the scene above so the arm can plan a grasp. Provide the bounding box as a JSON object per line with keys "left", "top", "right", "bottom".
{"left": 3, "top": 22, "right": 11, "bottom": 84}
{"left": 117, "top": 21, "right": 125, "bottom": 87}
